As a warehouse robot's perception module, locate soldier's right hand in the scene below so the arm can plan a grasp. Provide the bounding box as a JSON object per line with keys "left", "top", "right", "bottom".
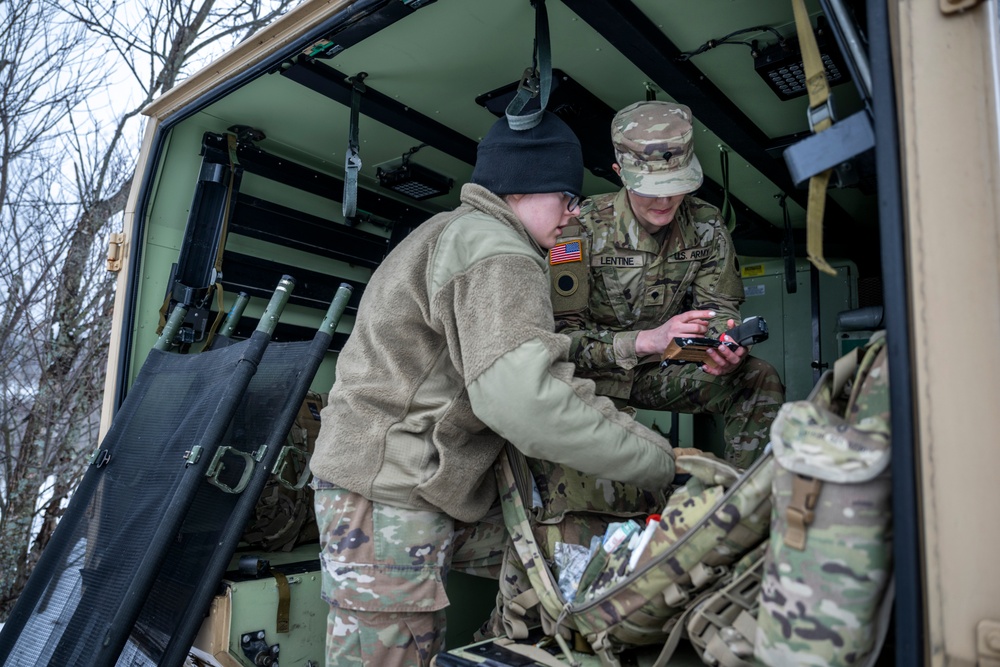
{"left": 635, "top": 310, "right": 715, "bottom": 357}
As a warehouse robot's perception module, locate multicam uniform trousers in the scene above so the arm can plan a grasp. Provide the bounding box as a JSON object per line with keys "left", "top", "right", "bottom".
{"left": 629, "top": 355, "right": 785, "bottom": 469}
{"left": 313, "top": 481, "right": 508, "bottom": 667}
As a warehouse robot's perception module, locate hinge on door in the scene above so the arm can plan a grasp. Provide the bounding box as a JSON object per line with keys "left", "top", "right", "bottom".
{"left": 106, "top": 233, "right": 125, "bottom": 272}
{"left": 979, "top": 620, "right": 1000, "bottom": 666}
{"left": 941, "top": 0, "right": 985, "bottom": 14}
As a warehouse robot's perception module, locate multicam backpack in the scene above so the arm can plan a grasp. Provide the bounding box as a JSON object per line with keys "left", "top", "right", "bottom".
{"left": 496, "top": 444, "right": 774, "bottom": 666}
{"left": 241, "top": 391, "right": 324, "bottom": 551}
{"left": 755, "top": 333, "right": 893, "bottom": 666}
{"left": 683, "top": 334, "right": 893, "bottom": 667}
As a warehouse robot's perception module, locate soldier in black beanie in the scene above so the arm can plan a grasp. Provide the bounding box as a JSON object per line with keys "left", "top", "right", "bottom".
{"left": 472, "top": 110, "right": 584, "bottom": 197}
{"left": 312, "top": 111, "right": 675, "bottom": 666}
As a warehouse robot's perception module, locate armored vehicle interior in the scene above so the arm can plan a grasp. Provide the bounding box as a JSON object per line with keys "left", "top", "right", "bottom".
{"left": 102, "top": 0, "right": 916, "bottom": 664}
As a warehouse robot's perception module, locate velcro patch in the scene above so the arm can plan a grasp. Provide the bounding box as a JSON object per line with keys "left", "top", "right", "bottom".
{"left": 550, "top": 240, "right": 583, "bottom": 265}
{"left": 668, "top": 247, "right": 711, "bottom": 262}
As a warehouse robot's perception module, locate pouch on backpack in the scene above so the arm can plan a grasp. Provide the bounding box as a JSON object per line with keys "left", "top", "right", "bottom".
{"left": 755, "top": 335, "right": 893, "bottom": 666}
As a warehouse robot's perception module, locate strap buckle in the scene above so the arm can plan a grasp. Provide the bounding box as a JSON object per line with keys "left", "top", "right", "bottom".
{"left": 784, "top": 474, "right": 823, "bottom": 550}
{"left": 807, "top": 95, "right": 836, "bottom": 133}
{"left": 517, "top": 66, "right": 540, "bottom": 97}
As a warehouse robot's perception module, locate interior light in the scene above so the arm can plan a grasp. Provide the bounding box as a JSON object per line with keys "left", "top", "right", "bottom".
{"left": 753, "top": 22, "right": 850, "bottom": 101}
{"left": 376, "top": 145, "right": 453, "bottom": 201}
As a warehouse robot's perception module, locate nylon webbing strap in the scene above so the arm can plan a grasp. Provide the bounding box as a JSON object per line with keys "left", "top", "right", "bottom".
{"left": 719, "top": 146, "right": 735, "bottom": 232}
{"left": 791, "top": 0, "right": 837, "bottom": 276}
{"left": 777, "top": 194, "right": 797, "bottom": 293}
{"left": 343, "top": 72, "right": 367, "bottom": 222}
{"left": 505, "top": 0, "right": 551, "bottom": 131}
{"left": 832, "top": 344, "right": 861, "bottom": 398}
{"left": 273, "top": 571, "right": 290, "bottom": 633}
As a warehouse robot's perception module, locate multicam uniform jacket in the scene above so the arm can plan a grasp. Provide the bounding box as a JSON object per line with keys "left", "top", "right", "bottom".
{"left": 555, "top": 188, "right": 745, "bottom": 402}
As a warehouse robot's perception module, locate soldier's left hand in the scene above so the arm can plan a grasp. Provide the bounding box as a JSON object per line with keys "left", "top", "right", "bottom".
{"left": 701, "top": 318, "right": 747, "bottom": 376}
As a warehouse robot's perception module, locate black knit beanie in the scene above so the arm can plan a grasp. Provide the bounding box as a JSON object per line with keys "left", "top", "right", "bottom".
{"left": 470, "top": 111, "right": 584, "bottom": 196}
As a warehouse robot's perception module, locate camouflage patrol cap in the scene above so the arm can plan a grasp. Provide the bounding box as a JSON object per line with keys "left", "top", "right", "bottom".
{"left": 612, "top": 101, "right": 703, "bottom": 197}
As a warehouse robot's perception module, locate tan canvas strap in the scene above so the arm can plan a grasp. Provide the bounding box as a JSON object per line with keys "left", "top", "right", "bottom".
{"left": 733, "top": 609, "right": 758, "bottom": 643}
{"left": 832, "top": 343, "right": 861, "bottom": 400}
{"left": 588, "top": 632, "right": 620, "bottom": 667}
{"left": 846, "top": 335, "right": 888, "bottom": 410}
{"left": 791, "top": 0, "right": 837, "bottom": 276}
{"left": 501, "top": 588, "right": 540, "bottom": 640}
{"left": 690, "top": 562, "right": 726, "bottom": 589}
{"left": 705, "top": 631, "right": 755, "bottom": 667}
{"left": 701, "top": 608, "right": 758, "bottom": 666}
{"left": 784, "top": 473, "right": 823, "bottom": 550}
{"left": 497, "top": 447, "right": 574, "bottom": 625}
{"left": 663, "top": 582, "right": 689, "bottom": 607}
{"left": 650, "top": 588, "right": 719, "bottom": 667}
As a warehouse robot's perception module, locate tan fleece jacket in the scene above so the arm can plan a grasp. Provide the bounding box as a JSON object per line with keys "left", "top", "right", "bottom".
{"left": 310, "top": 184, "right": 674, "bottom": 523}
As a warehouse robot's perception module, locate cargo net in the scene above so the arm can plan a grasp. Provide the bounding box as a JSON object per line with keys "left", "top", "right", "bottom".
{"left": 0, "top": 336, "right": 311, "bottom": 667}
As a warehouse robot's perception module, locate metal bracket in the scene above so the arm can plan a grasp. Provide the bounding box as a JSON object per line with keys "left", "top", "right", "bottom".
{"left": 184, "top": 446, "right": 203, "bottom": 466}
{"left": 240, "top": 630, "right": 279, "bottom": 666}
{"left": 807, "top": 95, "right": 836, "bottom": 133}
{"left": 88, "top": 448, "right": 111, "bottom": 468}
{"left": 205, "top": 446, "right": 255, "bottom": 494}
{"left": 517, "top": 66, "right": 540, "bottom": 97}
{"left": 272, "top": 445, "right": 312, "bottom": 491}
{"left": 784, "top": 110, "right": 875, "bottom": 187}
{"left": 106, "top": 233, "right": 125, "bottom": 272}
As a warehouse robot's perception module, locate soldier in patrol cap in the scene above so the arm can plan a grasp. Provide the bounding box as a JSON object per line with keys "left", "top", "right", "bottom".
{"left": 552, "top": 100, "right": 785, "bottom": 468}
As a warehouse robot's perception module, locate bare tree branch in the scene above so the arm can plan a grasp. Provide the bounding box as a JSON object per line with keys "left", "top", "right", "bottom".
{"left": 0, "top": 0, "right": 296, "bottom": 619}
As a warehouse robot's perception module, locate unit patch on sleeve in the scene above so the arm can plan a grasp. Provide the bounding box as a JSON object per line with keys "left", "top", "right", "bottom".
{"left": 550, "top": 240, "right": 583, "bottom": 265}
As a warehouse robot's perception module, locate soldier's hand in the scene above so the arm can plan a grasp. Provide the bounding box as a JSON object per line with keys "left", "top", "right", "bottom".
{"left": 701, "top": 318, "right": 747, "bottom": 376}
{"left": 672, "top": 447, "right": 719, "bottom": 473}
{"left": 636, "top": 310, "right": 715, "bottom": 357}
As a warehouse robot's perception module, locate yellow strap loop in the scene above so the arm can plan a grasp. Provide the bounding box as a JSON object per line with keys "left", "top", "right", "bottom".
{"left": 792, "top": 0, "right": 838, "bottom": 276}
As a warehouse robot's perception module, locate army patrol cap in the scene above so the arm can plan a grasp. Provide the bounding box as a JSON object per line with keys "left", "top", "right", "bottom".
{"left": 612, "top": 101, "right": 703, "bottom": 197}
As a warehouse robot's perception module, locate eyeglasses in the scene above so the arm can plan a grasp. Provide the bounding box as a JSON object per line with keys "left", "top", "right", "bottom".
{"left": 562, "top": 191, "right": 581, "bottom": 211}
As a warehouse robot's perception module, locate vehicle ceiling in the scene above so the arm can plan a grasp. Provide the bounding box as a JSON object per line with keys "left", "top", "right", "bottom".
{"left": 200, "top": 0, "right": 875, "bottom": 266}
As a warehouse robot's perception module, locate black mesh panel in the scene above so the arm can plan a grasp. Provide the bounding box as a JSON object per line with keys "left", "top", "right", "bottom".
{"left": 0, "top": 338, "right": 266, "bottom": 667}
{"left": 123, "top": 341, "right": 315, "bottom": 665}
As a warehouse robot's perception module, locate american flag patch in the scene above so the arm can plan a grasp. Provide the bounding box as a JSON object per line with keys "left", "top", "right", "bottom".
{"left": 550, "top": 240, "right": 582, "bottom": 265}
